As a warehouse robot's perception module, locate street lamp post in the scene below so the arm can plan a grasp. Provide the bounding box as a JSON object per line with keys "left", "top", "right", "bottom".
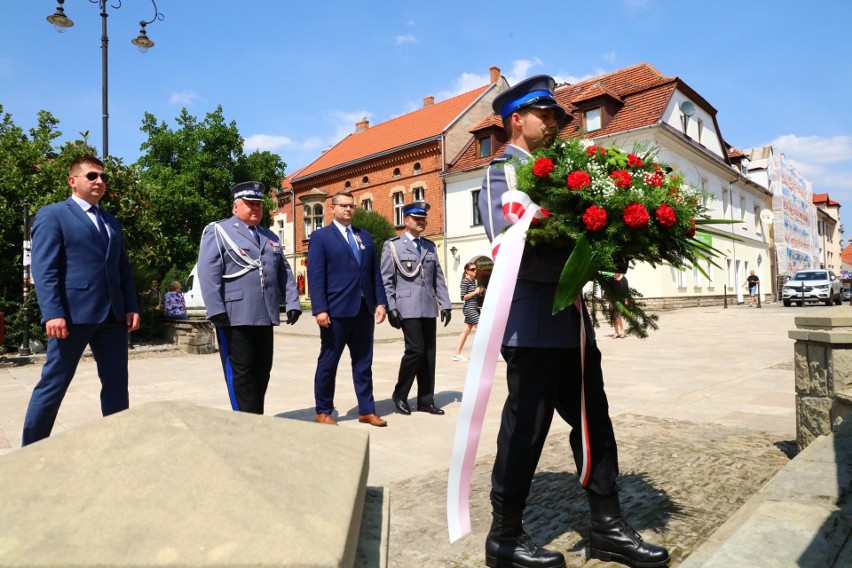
{"left": 46, "top": 0, "right": 163, "bottom": 159}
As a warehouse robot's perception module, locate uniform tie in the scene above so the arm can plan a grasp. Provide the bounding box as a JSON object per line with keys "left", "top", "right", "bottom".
{"left": 414, "top": 237, "right": 422, "bottom": 254}
{"left": 248, "top": 225, "right": 260, "bottom": 246}
{"left": 90, "top": 206, "right": 109, "bottom": 249}
{"left": 347, "top": 227, "right": 361, "bottom": 265}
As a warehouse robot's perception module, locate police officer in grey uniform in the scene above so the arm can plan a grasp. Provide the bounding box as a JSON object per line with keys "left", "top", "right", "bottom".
{"left": 198, "top": 181, "right": 302, "bottom": 415}
{"left": 381, "top": 201, "right": 452, "bottom": 416}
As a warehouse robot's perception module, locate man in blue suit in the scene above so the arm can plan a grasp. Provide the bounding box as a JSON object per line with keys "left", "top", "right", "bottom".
{"left": 23, "top": 154, "right": 140, "bottom": 446}
{"left": 307, "top": 191, "right": 388, "bottom": 427}
{"left": 197, "top": 181, "right": 302, "bottom": 415}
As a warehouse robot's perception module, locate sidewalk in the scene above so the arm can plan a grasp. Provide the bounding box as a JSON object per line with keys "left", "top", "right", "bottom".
{"left": 0, "top": 302, "right": 844, "bottom": 566}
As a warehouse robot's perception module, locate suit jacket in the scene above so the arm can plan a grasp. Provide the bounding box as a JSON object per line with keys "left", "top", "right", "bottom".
{"left": 307, "top": 223, "right": 387, "bottom": 317}
{"left": 380, "top": 235, "right": 451, "bottom": 318}
{"left": 197, "top": 216, "right": 300, "bottom": 326}
{"left": 478, "top": 144, "right": 592, "bottom": 348}
{"left": 31, "top": 197, "right": 138, "bottom": 325}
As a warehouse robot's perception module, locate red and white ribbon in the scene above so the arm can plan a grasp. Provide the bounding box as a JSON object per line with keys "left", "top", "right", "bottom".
{"left": 447, "top": 189, "right": 587, "bottom": 543}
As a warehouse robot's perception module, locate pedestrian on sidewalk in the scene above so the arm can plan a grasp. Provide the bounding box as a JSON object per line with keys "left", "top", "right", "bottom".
{"left": 307, "top": 191, "right": 388, "bottom": 428}
{"left": 381, "top": 201, "right": 452, "bottom": 416}
{"left": 197, "top": 181, "right": 301, "bottom": 415}
{"left": 477, "top": 76, "right": 669, "bottom": 568}
{"left": 452, "top": 262, "right": 484, "bottom": 361}
{"left": 744, "top": 270, "right": 760, "bottom": 306}
{"left": 23, "top": 154, "right": 140, "bottom": 446}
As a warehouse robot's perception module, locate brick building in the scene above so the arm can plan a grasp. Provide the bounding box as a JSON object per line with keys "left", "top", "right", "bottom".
{"left": 272, "top": 66, "right": 508, "bottom": 300}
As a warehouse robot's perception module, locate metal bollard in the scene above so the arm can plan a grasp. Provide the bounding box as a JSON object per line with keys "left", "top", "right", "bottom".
{"left": 757, "top": 282, "right": 762, "bottom": 308}
{"left": 723, "top": 285, "right": 728, "bottom": 308}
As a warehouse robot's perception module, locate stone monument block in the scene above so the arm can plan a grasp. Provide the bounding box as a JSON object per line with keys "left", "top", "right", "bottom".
{"left": 0, "top": 401, "right": 375, "bottom": 567}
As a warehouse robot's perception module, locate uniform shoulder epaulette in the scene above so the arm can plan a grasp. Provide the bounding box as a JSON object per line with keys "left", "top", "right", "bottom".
{"left": 490, "top": 155, "right": 510, "bottom": 165}
{"left": 389, "top": 236, "right": 401, "bottom": 242}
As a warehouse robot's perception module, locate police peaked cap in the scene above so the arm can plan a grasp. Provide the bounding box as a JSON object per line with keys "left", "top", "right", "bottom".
{"left": 403, "top": 201, "right": 430, "bottom": 218}
{"left": 492, "top": 75, "right": 566, "bottom": 121}
{"left": 231, "top": 181, "right": 266, "bottom": 201}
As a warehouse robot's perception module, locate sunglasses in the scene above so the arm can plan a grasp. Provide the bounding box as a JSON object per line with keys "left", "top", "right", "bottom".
{"left": 334, "top": 203, "right": 356, "bottom": 209}
{"left": 466, "top": 266, "right": 477, "bottom": 271}
{"left": 77, "top": 172, "right": 109, "bottom": 182}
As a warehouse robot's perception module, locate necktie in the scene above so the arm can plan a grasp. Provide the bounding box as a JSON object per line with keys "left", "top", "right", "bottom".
{"left": 347, "top": 227, "right": 361, "bottom": 265}
{"left": 414, "top": 238, "right": 422, "bottom": 254}
{"left": 90, "top": 206, "right": 109, "bottom": 249}
{"left": 249, "top": 226, "right": 260, "bottom": 246}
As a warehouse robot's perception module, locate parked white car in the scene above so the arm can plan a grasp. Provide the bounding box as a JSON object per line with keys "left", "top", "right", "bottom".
{"left": 782, "top": 269, "right": 842, "bottom": 307}
{"left": 182, "top": 264, "right": 207, "bottom": 315}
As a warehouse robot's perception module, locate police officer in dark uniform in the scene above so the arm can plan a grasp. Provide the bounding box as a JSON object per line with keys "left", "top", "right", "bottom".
{"left": 478, "top": 77, "right": 669, "bottom": 568}
{"left": 380, "top": 201, "right": 452, "bottom": 415}
{"left": 197, "top": 181, "right": 302, "bottom": 415}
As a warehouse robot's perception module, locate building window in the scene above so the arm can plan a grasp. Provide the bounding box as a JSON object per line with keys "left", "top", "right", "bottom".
{"left": 413, "top": 186, "right": 425, "bottom": 202}
{"left": 362, "top": 176, "right": 369, "bottom": 185}
{"left": 477, "top": 136, "right": 492, "bottom": 158}
{"left": 393, "top": 167, "right": 401, "bottom": 179}
{"left": 739, "top": 196, "right": 746, "bottom": 222}
{"left": 722, "top": 187, "right": 729, "bottom": 217}
{"left": 344, "top": 180, "right": 351, "bottom": 189}
{"left": 277, "top": 219, "right": 285, "bottom": 244}
{"left": 471, "top": 189, "right": 482, "bottom": 226}
{"left": 362, "top": 198, "right": 372, "bottom": 212}
{"left": 393, "top": 192, "right": 404, "bottom": 226}
{"left": 754, "top": 204, "right": 762, "bottom": 234}
{"left": 697, "top": 118, "right": 704, "bottom": 144}
{"left": 304, "top": 203, "right": 324, "bottom": 238}
{"left": 413, "top": 162, "right": 422, "bottom": 175}
{"left": 584, "top": 107, "right": 601, "bottom": 131}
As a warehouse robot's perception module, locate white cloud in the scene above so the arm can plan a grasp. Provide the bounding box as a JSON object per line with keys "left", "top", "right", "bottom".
{"left": 395, "top": 34, "right": 416, "bottom": 45}
{"left": 243, "top": 134, "right": 324, "bottom": 153}
{"left": 602, "top": 52, "right": 617, "bottom": 63}
{"left": 327, "top": 110, "right": 374, "bottom": 143}
{"left": 771, "top": 134, "right": 852, "bottom": 164}
{"left": 168, "top": 90, "right": 200, "bottom": 106}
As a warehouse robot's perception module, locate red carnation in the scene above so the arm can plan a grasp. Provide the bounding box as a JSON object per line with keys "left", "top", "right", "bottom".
{"left": 627, "top": 154, "right": 643, "bottom": 168}
{"left": 585, "top": 145, "right": 606, "bottom": 158}
{"left": 610, "top": 170, "right": 632, "bottom": 188}
{"left": 532, "top": 157, "right": 555, "bottom": 178}
{"left": 623, "top": 203, "right": 650, "bottom": 228}
{"left": 582, "top": 205, "right": 608, "bottom": 231}
{"left": 567, "top": 170, "right": 591, "bottom": 190}
{"left": 687, "top": 219, "right": 696, "bottom": 238}
{"left": 644, "top": 172, "right": 664, "bottom": 187}
{"left": 655, "top": 202, "right": 677, "bottom": 228}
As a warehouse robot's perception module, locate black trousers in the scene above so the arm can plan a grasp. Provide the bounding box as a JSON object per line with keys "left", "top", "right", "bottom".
{"left": 490, "top": 343, "right": 619, "bottom": 515}
{"left": 216, "top": 325, "right": 274, "bottom": 414}
{"left": 395, "top": 317, "right": 437, "bottom": 407}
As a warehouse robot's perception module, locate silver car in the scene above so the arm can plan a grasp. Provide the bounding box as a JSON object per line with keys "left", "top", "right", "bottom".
{"left": 782, "top": 269, "right": 842, "bottom": 306}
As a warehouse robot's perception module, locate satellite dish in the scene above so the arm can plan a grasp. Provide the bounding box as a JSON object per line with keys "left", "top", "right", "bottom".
{"left": 760, "top": 209, "right": 775, "bottom": 225}
{"left": 680, "top": 101, "right": 696, "bottom": 117}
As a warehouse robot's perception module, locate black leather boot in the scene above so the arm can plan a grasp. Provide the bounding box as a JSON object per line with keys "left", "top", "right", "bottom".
{"left": 588, "top": 492, "right": 670, "bottom": 567}
{"left": 485, "top": 508, "right": 566, "bottom": 568}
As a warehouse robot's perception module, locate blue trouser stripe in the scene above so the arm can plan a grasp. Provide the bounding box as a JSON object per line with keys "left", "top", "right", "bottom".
{"left": 216, "top": 327, "right": 240, "bottom": 411}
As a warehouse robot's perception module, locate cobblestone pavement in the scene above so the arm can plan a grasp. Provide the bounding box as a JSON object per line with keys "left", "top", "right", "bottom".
{"left": 386, "top": 414, "right": 795, "bottom": 567}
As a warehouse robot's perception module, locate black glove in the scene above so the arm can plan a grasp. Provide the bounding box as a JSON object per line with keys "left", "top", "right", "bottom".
{"left": 209, "top": 313, "right": 229, "bottom": 327}
{"left": 285, "top": 310, "right": 301, "bottom": 325}
{"left": 440, "top": 309, "right": 452, "bottom": 327}
{"left": 387, "top": 309, "right": 403, "bottom": 329}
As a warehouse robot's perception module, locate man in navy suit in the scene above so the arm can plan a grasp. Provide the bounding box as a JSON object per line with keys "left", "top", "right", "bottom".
{"left": 197, "top": 181, "right": 302, "bottom": 415}
{"left": 478, "top": 77, "right": 669, "bottom": 568}
{"left": 23, "top": 154, "right": 140, "bottom": 446}
{"left": 307, "top": 191, "right": 388, "bottom": 427}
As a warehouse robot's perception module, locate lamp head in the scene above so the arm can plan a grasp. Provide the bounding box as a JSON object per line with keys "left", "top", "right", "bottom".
{"left": 131, "top": 23, "right": 155, "bottom": 53}
{"left": 46, "top": 1, "right": 74, "bottom": 32}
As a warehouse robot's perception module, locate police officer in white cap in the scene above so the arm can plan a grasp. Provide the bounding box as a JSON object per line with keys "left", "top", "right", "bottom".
{"left": 381, "top": 201, "right": 452, "bottom": 416}
{"left": 197, "top": 181, "right": 301, "bottom": 415}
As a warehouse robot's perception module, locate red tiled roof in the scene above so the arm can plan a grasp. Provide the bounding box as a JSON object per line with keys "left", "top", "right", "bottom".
{"left": 294, "top": 85, "right": 492, "bottom": 181}
{"left": 842, "top": 243, "right": 852, "bottom": 266}
{"left": 813, "top": 193, "right": 841, "bottom": 208}
{"left": 448, "top": 63, "right": 679, "bottom": 173}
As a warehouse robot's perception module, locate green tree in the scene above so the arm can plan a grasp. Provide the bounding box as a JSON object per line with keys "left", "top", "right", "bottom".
{"left": 352, "top": 208, "right": 397, "bottom": 265}
{"left": 136, "top": 106, "right": 286, "bottom": 278}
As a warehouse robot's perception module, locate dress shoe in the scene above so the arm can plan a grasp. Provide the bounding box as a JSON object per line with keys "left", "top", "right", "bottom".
{"left": 392, "top": 393, "right": 411, "bottom": 415}
{"left": 485, "top": 510, "right": 565, "bottom": 568}
{"left": 358, "top": 413, "right": 388, "bottom": 427}
{"left": 417, "top": 403, "right": 445, "bottom": 415}
{"left": 314, "top": 413, "right": 338, "bottom": 425}
{"left": 588, "top": 493, "right": 669, "bottom": 567}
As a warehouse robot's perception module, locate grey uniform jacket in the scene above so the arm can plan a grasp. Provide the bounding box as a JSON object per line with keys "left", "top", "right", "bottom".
{"left": 197, "top": 216, "right": 300, "bottom": 326}
{"left": 477, "top": 144, "right": 593, "bottom": 348}
{"left": 381, "top": 235, "right": 452, "bottom": 319}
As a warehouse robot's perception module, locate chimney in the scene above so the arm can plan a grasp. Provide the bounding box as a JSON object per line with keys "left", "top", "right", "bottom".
{"left": 423, "top": 95, "right": 434, "bottom": 108}
{"left": 490, "top": 66, "right": 501, "bottom": 84}
{"left": 355, "top": 117, "right": 369, "bottom": 132}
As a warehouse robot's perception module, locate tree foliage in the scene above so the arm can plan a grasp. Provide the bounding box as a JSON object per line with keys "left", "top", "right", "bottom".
{"left": 352, "top": 208, "right": 398, "bottom": 265}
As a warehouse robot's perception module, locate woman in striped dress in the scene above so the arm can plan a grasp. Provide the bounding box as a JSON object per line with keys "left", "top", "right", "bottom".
{"left": 452, "top": 263, "right": 484, "bottom": 361}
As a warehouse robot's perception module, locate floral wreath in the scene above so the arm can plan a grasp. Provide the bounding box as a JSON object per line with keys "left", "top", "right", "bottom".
{"left": 509, "top": 136, "right": 734, "bottom": 336}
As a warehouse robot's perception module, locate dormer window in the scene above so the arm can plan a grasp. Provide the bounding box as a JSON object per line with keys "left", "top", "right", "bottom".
{"left": 477, "top": 136, "right": 492, "bottom": 158}
{"left": 584, "top": 107, "right": 601, "bottom": 132}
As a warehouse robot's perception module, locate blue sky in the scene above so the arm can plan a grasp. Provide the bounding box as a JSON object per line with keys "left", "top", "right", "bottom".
{"left": 3, "top": 1, "right": 852, "bottom": 234}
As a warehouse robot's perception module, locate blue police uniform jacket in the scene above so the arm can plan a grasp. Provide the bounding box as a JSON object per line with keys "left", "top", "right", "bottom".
{"left": 478, "top": 144, "right": 593, "bottom": 348}
{"left": 306, "top": 223, "right": 387, "bottom": 317}
{"left": 197, "top": 216, "right": 300, "bottom": 326}
{"left": 31, "top": 198, "right": 139, "bottom": 324}
{"left": 380, "top": 235, "right": 452, "bottom": 318}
